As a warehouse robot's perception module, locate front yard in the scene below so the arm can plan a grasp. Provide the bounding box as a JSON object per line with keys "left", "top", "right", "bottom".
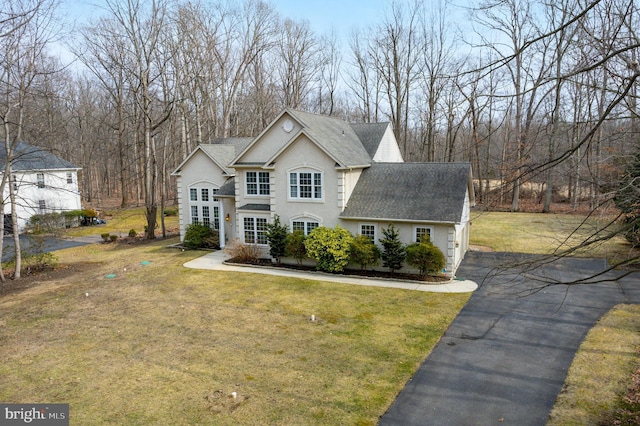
{"left": 0, "top": 238, "right": 468, "bottom": 425}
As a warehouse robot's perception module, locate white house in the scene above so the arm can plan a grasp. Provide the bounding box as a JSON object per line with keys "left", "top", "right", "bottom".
{"left": 172, "top": 109, "right": 475, "bottom": 277}
{"left": 0, "top": 142, "right": 82, "bottom": 232}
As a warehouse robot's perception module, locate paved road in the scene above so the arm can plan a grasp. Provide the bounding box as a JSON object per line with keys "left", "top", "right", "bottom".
{"left": 1, "top": 235, "right": 99, "bottom": 262}
{"left": 379, "top": 251, "right": 640, "bottom": 426}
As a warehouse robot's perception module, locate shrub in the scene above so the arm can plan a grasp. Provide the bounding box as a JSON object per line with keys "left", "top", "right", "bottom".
{"left": 184, "top": 224, "right": 220, "bottom": 249}
{"left": 101, "top": 233, "right": 111, "bottom": 242}
{"left": 128, "top": 229, "right": 137, "bottom": 238}
{"left": 350, "top": 235, "right": 381, "bottom": 270}
{"left": 109, "top": 235, "right": 118, "bottom": 242}
{"left": 16, "top": 252, "right": 58, "bottom": 275}
{"left": 266, "top": 215, "right": 288, "bottom": 264}
{"left": 27, "top": 213, "right": 65, "bottom": 234}
{"left": 304, "top": 226, "right": 354, "bottom": 273}
{"left": 379, "top": 224, "right": 405, "bottom": 273}
{"left": 285, "top": 230, "right": 307, "bottom": 265}
{"left": 224, "top": 239, "right": 261, "bottom": 263}
{"left": 405, "top": 240, "right": 446, "bottom": 275}
{"left": 163, "top": 207, "right": 178, "bottom": 216}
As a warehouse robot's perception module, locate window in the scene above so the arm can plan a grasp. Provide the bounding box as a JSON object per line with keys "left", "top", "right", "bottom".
{"left": 36, "top": 173, "right": 45, "bottom": 188}
{"left": 67, "top": 172, "right": 73, "bottom": 184}
{"left": 189, "top": 185, "right": 220, "bottom": 230}
{"left": 360, "top": 224, "right": 376, "bottom": 241}
{"left": 246, "top": 171, "right": 270, "bottom": 195}
{"left": 213, "top": 205, "right": 220, "bottom": 229}
{"left": 12, "top": 176, "right": 17, "bottom": 191}
{"left": 244, "top": 217, "right": 268, "bottom": 244}
{"left": 289, "top": 171, "right": 322, "bottom": 200}
{"left": 191, "top": 206, "right": 199, "bottom": 224}
{"left": 292, "top": 220, "right": 319, "bottom": 235}
{"left": 38, "top": 200, "right": 46, "bottom": 213}
{"left": 202, "top": 206, "right": 210, "bottom": 227}
{"left": 415, "top": 227, "right": 432, "bottom": 243}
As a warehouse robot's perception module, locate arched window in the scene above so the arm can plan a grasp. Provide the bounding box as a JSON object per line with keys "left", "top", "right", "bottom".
{"left": 288, "top": 167, "right": 323, "bottom": 201}
{"left": 188, "top": 184, "right": 220, "bottom": 229}
{"left": 290, "top": 214, "right": 321, "bottom": 235}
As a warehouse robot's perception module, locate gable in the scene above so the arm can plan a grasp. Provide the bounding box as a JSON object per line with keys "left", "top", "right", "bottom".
{"left": 173, "top": 139, "right": 252, "bottom": 177}
{"left": 350, "top": 122, "right": 402, "bottom": 162}
{"left": 173, "top": 148, "right": 229, "bottom": 187}
{"left": 232, "top": 109, "right": 372, "bottom": 169}
{"left": 340, "top": 163, "right": 473, "bottom": 223}
{"left": 232, "top": 111, "right": 303, "bottom": 166}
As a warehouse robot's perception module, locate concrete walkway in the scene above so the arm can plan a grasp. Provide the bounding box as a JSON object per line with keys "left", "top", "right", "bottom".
{"left": 183, "top": 250, "right": 478, "bottom": 293}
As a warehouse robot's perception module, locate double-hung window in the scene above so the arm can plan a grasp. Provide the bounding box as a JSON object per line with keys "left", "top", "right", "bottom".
{"left": 289, "top": 170, "right": 322, "bottom": 200}
{"left": 244, "top": 217, "right": 268, "bottom": 244}
{"left": 360, "top": 224, "right": 376, "bottom": 241}
{"left": 246, "top": 171, "right": 270, "bottom": 196}
{"left": 415, "top": 227, "right": 432, "bottom": 243}
{"left": 36, "top": 173, "right": 45, "bottom": 189}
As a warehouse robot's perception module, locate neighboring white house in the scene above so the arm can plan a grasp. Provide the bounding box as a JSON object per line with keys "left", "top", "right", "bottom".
{"left": 172, "top": 109, "right": 475, "bottom": 277}
{"left": 0, "top": 142, "right": 82, "bottom": 232}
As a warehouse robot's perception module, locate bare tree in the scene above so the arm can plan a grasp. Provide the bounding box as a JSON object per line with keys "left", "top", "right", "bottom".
{"left": 371, "top": 1, "right": 422, "bottom": 155}
{"left": 277, "top": 17, "right": 319, "bottom": 109}
{"left": 0, "top": 0, "right": 59, "bottom": 279}
{"left": 103, "top": 0, "right": 174, "bottom": 239}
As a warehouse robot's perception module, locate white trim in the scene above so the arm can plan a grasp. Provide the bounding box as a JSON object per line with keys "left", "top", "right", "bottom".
{"left": 287, "top": 166, "right": 324, "bottom": 202}
{"left": 290, "top": 213, "right": 322, "bottom": 235}
{"left": 240, "top": 213, "right": 270, "bottom": 245}
{"left": 359, "top": 223, "right": 377, "bottom": 241}
{"left": 413, "top": 225, "right": 433, "bottom": 243}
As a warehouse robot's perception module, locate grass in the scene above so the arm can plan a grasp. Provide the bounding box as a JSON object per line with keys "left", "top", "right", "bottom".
{"left": 64, "top": 206, "right": 180, "bottom": 238}
{"left": 0, "top": 238, "right": 468, "bottom": 425}
{"left": 547, "top": 304, "right": 640, "bottom": 425}
{"left": 3, "top": 208, "right": 639, "bottom": 424}
{"left": 470, "top": 211, "right": 632, "bottom": 259}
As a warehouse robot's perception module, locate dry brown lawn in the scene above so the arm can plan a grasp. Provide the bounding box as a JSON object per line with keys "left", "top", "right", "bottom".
{"left": 0, "top": 238, "right": 468, "bottom": 425}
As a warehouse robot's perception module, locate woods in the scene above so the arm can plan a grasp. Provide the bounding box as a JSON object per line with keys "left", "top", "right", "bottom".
{"left": 2, "top": 0, "right": 640, "bottom": 231}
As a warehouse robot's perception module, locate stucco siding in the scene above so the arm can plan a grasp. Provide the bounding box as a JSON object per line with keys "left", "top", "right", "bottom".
{"left": 269, "top": 136, "right": 342, "bottom": 231}
{"left": 237, "top": 115, "right": 301, "bottom": 164}
{"left": 340, "top": 220, "right": 455, "bottom": 276}
{"left": 176, "top": 150, "right": 228, "bottom": 242}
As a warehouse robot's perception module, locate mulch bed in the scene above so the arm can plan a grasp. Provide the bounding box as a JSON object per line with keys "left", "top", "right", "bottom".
{"left": 227, "top": 258, "right": 449, "bottom": 283}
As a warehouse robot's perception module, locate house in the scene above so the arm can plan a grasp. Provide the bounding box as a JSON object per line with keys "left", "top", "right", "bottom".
{"left": 0, "top": 141, "right": 82, "bottom": 232}
{"left": 172, "top": 109, "right": 475, "bottom": 277}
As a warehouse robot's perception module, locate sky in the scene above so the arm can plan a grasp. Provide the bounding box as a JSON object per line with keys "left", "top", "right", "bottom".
{"left": 58, "top": 0, "right": 394, "bottom": 34}
{"left": 53, "top": 0, "right": 397, "bottom": 68}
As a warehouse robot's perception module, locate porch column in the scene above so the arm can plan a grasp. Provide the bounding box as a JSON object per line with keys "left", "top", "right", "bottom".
{"left": 218, "top": 199, "right": 225, "bottom": 248}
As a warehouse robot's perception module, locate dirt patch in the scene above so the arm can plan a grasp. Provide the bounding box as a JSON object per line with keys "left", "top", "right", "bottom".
{"left": 0, "top": 262, "right": 92, "bottom": 298}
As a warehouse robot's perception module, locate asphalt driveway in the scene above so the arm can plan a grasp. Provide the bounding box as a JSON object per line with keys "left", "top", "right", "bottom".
{"left": 379, "top": 251, "right": 640, "bottom": 425}
{"left": 1, "top": 235, "right": 99, "bottom": 262}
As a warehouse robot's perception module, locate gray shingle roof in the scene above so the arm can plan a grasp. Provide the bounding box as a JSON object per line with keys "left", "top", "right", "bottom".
{"left": 350, "top": 122, "right": 390, "bottom": 159}
{"left": 287, "top": 109, "right": 372, "bottom": 168}
{"left": 340, "top": 162, "right": 472, "bottom": 223}
{"left": 238, "top": 203, "right": 270, "bottom": 211}
{"left": 216, "top": 178, "right": 235, "bottom": 197}
{"left": 0, "top": 141, "right": 79, "bottom": 171}
{"left": 201, "top": 138, "right": 253, "bottom": 174}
